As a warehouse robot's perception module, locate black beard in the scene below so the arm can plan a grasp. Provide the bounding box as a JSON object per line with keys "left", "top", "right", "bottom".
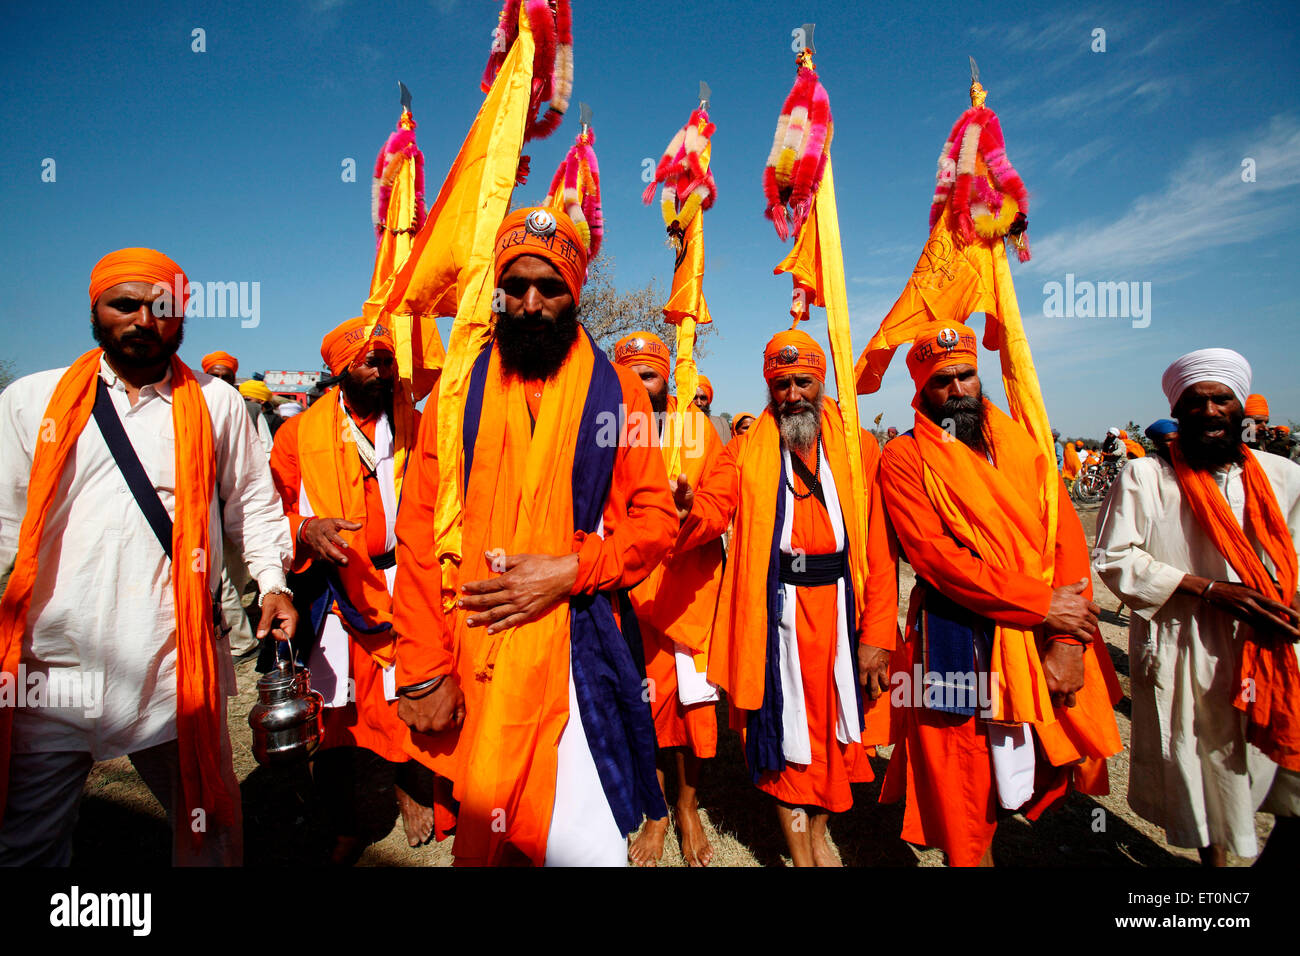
{"left": 341, "top": 373, "right": 394, "bottom": 419}
{"left": 495, "top": 304, "right": 580, "bottom": 380}
{"left": 648, "top": 388, "right": 668, "bottom": 416}
{"left": 92, "top": 314, "right": 183, "bottom": 369}
{"left": 923, "top": 390, "right": 986, "bottom": 450}
{"left": 696, "top": 401, "right": 711, "bottom": 416}
{"left": 769, "top": 392, "right": 822, "bottom": 455}
{"left": 1177, "top": 408, "right": 1245, "bottom": 470}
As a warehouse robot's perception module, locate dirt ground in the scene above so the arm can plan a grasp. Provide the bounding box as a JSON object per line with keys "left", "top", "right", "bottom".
{"left": 72, "top": 502, "right": 1275, "bottom": 867}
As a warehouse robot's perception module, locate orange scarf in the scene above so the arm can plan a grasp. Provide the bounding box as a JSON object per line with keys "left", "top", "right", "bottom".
{"left": 1170, "top": 442, "right": 1300, "bottom": 770}
{"left": 1063, "top": 442, "right": 1081, "bottom": 479}
{"left": 630, "top": 398, "right": 723, "bottom": 655}
{"left": 450, "top": 332, "right": 598, "bottom": 866}
{"left": 0, "top": 349, "right": 232, "bottom": 837}
{"left": 293, "top": 385, "right": 416, "bottom": 664}
{"left": 707, "top": 400, "right": 869, "bottom": 710}
{"left": 910, "top": 402, "right": 1121, "bottom": 769}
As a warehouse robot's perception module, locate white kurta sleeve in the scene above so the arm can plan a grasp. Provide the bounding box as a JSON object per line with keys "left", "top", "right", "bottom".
{"left": 1094, "top": 460, "right": 1187, "bottom": 620}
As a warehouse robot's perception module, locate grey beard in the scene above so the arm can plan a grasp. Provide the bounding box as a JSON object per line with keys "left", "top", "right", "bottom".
{"left": 770, "top": 393, "right": 823, "bottom": 455}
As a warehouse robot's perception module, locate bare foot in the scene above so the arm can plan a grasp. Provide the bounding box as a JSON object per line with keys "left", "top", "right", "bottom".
{"left": 628, "top": 816, "right": 669, "bottom": 866}
{"left": 812, "top": 832, "right": 842, "bottom": 867}
{"left": 676, "top": 804, "right": 714, "bottom": 866}
{"left": 395, "top": 784, "right": 434, "bottom": 847}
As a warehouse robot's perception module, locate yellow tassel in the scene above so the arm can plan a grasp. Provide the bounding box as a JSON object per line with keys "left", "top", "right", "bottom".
{"left": 973, "top": 195, "right": 1019, "bottom": 238}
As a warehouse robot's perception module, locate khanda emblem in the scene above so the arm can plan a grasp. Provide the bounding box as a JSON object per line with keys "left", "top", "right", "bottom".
{"left": 937, "top": 327, "right": 959, "bottom": 350}
{"left": 525, "top": 209, "right": 557, "bottom": 237}
{"left": 915, "top": 232, "right": 957, "bottom": 289}
{"left": 778, "top": 345, "right": 800, "bottom": 365}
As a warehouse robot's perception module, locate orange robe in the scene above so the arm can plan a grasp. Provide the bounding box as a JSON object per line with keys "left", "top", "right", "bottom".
{"left": 269, "top": 401, "right": 413, "bottom": 765}
{"left": 679, "top": 406, "right": 898, "bottom": 812}
{"left": 628, "top": 398, "right": 724, "bottom": 759}
{"left": 878, "top": 412, "right": 1121, "bottom": 866}
{"left": 394, "top": 338, "right": 677, "bottom": 865}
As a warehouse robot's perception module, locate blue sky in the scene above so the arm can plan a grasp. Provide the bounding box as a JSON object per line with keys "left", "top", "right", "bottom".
{"left": 2, "top": 0, "right": 1297, "bottom": 436}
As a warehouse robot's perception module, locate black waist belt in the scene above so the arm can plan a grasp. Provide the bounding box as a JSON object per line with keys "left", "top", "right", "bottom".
{"left": 777, "top": 550, "right": 845, "bottom": 587}
{"left": 371, "top": 549, "right": 396, "bottom": 571}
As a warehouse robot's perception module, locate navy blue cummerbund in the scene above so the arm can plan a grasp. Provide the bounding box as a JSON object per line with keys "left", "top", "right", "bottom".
{"left": 777, "top": 550, "right": 846, "bottom": 587}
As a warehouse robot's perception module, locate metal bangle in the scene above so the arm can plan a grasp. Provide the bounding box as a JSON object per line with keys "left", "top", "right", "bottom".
{"left": 399, "top": 675, "right": 446, "bottom": 699}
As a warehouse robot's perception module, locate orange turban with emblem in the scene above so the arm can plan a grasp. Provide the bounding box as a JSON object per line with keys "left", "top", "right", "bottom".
{"left": 763, "top": 329, "right": 826, "bottom": 383}
{"left": 904, "top": 322, "right": 979, "bottom": 393}
{"left": 1245, "top": 394, "right": 1270, "bottom": 420}
{"left": 697, "top": 375, "right": 714, "bottom": 404}
{"left": 321, "top": 317, "right": 396, "bottom": 376}
{"left": 88, "top": 247, "right": 189, "bottom": 314}
{"left": 201, "top": 351, "right": 238, "bottom": 375}
{"left": 494, "top": 207, "right": 589, "bottom": 305}
{"left": 613, "top": 332, "right": 670, "bottom": 382}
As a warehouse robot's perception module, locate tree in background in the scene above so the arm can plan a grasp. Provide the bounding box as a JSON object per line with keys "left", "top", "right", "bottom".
{"left": 0, "top": 359, "right": 15, "bottom": 395}
{"left": 579, "top": 252, "right": 711, "bottom": 370}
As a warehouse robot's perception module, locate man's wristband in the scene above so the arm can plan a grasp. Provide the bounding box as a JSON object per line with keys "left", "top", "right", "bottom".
{"left": 399, "top": 675, "right": 447, "bottom": 700}
{"left": 297, "top": 516, "right": 315, "bottom": 544}
{"left": 1200, "top": 579, "right": 1216, "bottom": 600}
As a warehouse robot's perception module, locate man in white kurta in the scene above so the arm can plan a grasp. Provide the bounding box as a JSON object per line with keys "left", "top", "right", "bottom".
{"left": 1095, "top": 348, "right": 1300, "bottom": 862}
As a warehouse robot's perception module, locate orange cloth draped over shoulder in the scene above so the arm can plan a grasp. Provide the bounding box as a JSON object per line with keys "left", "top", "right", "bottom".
{"left": 434, "top": 331, "right": 673, "bottom": 866}
{"left": 1169, "top": 442, "right": 1300, "bottom": 770}
{"left": 0, "top": 352, "right": 229, "bottom": 838}
{"left": 879, "top": 394, "right": 1122, "bottom": 864}
{"left": 1123, "top": 438, "right": 1146, "bottom": 459}
{"left": 1063, "top": 442, "right": 1081, "bottom": 479}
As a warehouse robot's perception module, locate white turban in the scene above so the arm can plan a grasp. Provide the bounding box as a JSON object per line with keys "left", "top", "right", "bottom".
{"left": 1161, "top": 348, "right": 1252, "bottom": 411}
{"left": 277, "top": 401, "right": 303, "bottom": 418}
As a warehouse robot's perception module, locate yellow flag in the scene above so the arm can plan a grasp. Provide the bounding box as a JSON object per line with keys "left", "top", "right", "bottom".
{"left": 854, "top": 206, "right": 1058, "bottom": 576}
{"left": 368, "top": 152, "right": 430, "bottom": 397}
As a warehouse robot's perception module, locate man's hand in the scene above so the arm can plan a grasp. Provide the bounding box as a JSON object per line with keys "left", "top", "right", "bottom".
{"left": 301, "top": 516, "right": 362, "bottom": 565}
{"left": 1043, "top": 578, "right": 1099, "bottom": 642}
{"left": 459, "top": 552, "right": 580, "bottom": 633}
{"left": 256, "top": 592, "right": 297, "bottom": 643}
{"left": 398, "top": 674, "right": 465, "bottom": 734}
{"left": 670, "top": 474, "right": 693, "bottom": 522}
{"left": 858, "top": 644, "right": 892, "bottom": 700}
{"left": 1203, "top": 580, "right": 1300, "bottom": 643}
{"left": 1042, "top": 640, "right": 1085, "bottom": 708}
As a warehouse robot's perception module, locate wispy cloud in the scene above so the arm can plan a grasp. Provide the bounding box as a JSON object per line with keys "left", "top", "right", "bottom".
{"left": 1051, "top": 136, "right": 1113, "bottom": 178}
{"left": 1025, "top": 113, "right": 1300, "bottom": 277}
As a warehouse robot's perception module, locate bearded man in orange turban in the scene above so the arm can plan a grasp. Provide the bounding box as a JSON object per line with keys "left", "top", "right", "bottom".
{"left": 0, "top": 248, "right": 296, "bottom": 865}
{"left": 613, "top": 331, "right": 725, "bottom": 866}
{"left": 268, "top": 315, "right": 450, "bottom": 861}
{"left": 393, "top": 207, "right": 677, "bottom": 866}
{"left": 675, "top": 328, "right": 899, "bottom": 866}
{"left": 878, "top": 322, "right": 1121, "bottom": 866}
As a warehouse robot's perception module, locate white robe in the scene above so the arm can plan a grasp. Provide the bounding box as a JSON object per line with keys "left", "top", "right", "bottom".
{"left": 1094, "top": 453, "right": 1300, "bottom": 856}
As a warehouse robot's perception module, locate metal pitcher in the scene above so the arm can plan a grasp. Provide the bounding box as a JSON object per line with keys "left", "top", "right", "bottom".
{"left": 248, "top": 640, "right": 323, "bottom": 766}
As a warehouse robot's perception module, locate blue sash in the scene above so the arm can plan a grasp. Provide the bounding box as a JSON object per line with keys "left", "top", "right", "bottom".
{"left": 463, "top": 328, "right": 667, "bottom": 832}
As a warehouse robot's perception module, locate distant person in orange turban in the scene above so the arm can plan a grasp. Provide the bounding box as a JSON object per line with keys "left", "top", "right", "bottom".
{"left": 693, "top": 375, "right": 714, "bottom": 415}
{"left": 731, "top": 413, "right": 757, "bottom": 437}
{"left": 674, "top": 326, "right": 897, "bottom": 866}
{"left": 202, "top": 351, "right": 239, "bottom": 385}
{"left": 878, "top": 321, "right": 1120, "bottom": 866}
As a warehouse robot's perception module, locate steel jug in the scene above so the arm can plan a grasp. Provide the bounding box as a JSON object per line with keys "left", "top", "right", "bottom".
{"left": 248, "top": 640, "right": 324, "bottom": 765}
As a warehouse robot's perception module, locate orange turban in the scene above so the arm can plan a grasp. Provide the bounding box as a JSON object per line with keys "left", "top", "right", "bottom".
{"left": 321, "top": 317, "right": 396, "bottom": 377}
{"left": 731, "top": 413, "right": 757, "bottom": 436}
{"left": 89, "top": 247, "right": 189, "bottom": 314}
{"left": 763, "top": 329, "right": 826, "bottom": 383}
{"left": 697, "top": 375, "right": 714, "bottom": 404}
{"left": 494, "top": 207, "right": 588, "bottom": 305}
{"left": 904, "top": 322, "right": 979, "bottom": 392}
{"left": 1245, "top": 394, "right": 1270, "bottom": 419}
{"left": 202, "top": 351, "right": 238, "bottom": 375}
{"left": 613, "top": 332, "right": 671, "bottom": 381}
